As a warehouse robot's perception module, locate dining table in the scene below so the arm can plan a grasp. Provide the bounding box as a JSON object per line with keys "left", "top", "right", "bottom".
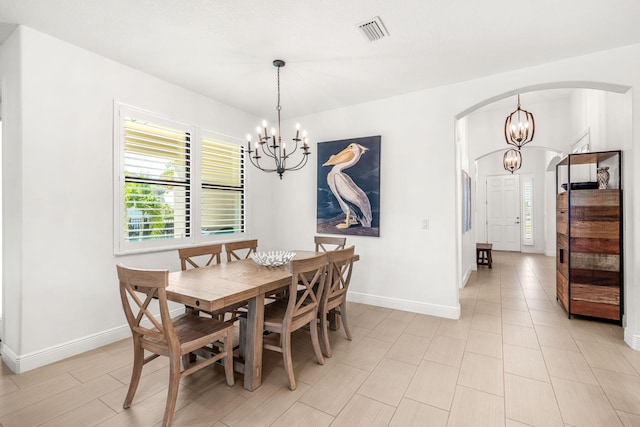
{"left": 164, "top": 250, "right": 339, "bottom": 391}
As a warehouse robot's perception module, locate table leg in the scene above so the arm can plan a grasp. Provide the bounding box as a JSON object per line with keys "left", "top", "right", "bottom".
{"left": 244, "top": 294, "right": 265, "bottom": 391}
{"left": 328, "top": 311, "right": 340, "bottom": 331}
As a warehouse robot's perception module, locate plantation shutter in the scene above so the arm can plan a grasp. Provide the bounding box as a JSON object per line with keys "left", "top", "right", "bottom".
{"left": 122, "top": 116, "right": 191, "bottom": 242}
{"left": 200, "top": 135, "right": 245, "bottom": 235}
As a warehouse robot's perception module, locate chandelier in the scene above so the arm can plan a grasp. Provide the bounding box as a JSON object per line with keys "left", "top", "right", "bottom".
{"left": 504, "top": 94, "right": 535, "bottom": 148}
{"left": 245, "top": 59, "right": 310, "bottom": 179}
{"left": 502, "top": 94, "right": 534, "bottom": 173}
{"left": 503, "top": 148, "right": 522, "bottom": 174}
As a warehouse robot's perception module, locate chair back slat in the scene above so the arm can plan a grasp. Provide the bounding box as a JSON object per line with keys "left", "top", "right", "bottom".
{"left": 179, "top": 244, "right": 223, "bottom": 270}
{"left": 314, "top": 236, "right": 346, "bottom": 252}
{"left": 225, "top": 239, "right": 258, "bottom": 262}
{"left": 324, "top": 246, "right": 355, "bottom": 307}
{"left": 286, "top": 254, "right": 327, "bottom": 326}
{"left": 116, "top": 264, "right": 177, "bottom": 346}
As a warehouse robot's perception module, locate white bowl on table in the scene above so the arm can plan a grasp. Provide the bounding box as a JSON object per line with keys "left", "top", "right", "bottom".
{"left": 250, "top": 251, "right": 296, "bottom": 267}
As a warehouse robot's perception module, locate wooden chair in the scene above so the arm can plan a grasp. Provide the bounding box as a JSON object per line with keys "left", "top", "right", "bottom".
{"left": 261, "top": 253, "right": 328, "bottom": 390}
{"left": 314, "top": 236, "right": 346, "bottom": 252}
{"left": 178, "top": 243, "right": 223, "bottom": 270}
{"left": 225, "top": 239, "right": 258, "bottom": 262}
{"left": 319, "top": 246, "right": 354, "bottom": 357}
{"left": 178, "top": 243, "right": 245, "bottom": 322}
{"left": 116, "top": 264, "right": 234, "bottom": 427}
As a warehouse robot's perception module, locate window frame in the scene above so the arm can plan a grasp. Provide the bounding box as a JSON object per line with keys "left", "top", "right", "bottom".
{"left": 113, "top": 103, "right": 247, "bottom": 254}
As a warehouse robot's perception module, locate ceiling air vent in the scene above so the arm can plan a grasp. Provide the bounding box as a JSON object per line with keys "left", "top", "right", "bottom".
{"left": 357, "top": 16, "right": 389, "bottom": 42}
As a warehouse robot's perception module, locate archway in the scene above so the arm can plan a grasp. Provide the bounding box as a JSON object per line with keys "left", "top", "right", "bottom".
{"left": 454, "top": 82, "right": 632, "bottom": 291}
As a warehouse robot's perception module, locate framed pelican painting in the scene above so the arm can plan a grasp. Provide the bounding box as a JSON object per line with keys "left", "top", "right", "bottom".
{"left": 317, "top": 135, "right": 380, "bottom": 237}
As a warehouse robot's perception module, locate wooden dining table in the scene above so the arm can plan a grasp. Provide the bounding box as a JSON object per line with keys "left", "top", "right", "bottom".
{"left": 165, "top": 250, "right": 322, "bottom": 391}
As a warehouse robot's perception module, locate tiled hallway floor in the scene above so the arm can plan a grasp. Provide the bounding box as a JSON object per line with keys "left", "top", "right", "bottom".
{"left": 1, "top": 251, "right": 639, "bottom": 426}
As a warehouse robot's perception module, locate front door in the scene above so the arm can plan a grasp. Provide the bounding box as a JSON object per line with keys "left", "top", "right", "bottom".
{"left": 487, "top": 174, "right": 521, "bottom": 251}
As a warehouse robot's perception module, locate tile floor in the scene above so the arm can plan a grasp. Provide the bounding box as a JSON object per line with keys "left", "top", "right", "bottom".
{"left": 1, "top": 251, "right": 640, "bottom": 426}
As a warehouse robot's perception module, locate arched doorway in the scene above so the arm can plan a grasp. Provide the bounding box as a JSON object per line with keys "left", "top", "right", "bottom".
{"left": 455, "top": 82, "right": 632, "bottom": 289}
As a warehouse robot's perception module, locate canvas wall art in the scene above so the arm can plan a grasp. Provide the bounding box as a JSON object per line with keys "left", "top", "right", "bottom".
{"left": 317, "top": 135, "right": 380, "bottom": 237}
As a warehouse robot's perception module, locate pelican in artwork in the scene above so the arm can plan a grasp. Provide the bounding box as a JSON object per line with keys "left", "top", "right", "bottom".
{"left": 322, "top": 143, "right": 372, "bottom": 229}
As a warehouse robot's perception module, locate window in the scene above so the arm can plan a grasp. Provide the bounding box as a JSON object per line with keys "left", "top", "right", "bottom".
{"left": 200, "top": 133, "right": 245, "bottom": 236}
{"left": 522, "top": 176, "right": 534, "bottom": 246}
{"left": 114, "top": 104, "right": 245, "bottom": 253}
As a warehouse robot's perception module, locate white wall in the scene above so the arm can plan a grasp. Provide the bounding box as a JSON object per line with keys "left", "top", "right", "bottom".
{"left": 0, "top": 27, "right": 23, "bottom": 365}
{"left": 0, "top": 26, "right": 261, "bottom": 372}
{"left": 2, "top": 26, "right": 639, "bottom": 373}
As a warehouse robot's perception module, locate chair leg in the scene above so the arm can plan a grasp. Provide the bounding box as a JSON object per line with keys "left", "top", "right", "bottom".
{"left": 319, "top": 311, "right": 332, "bottom": 358}
{"left": 309, "top": 319, "right": 325, "bottom": 366}
{"left": 162, "top": 355, "right": 182, "bottom": 427}
{"left": 123, "top": 344, "right": 144, "bottom": 409}
{"left": 281, "top": 332, "right": 297, "bottom": 391}
{"left": 181, "top": 354, "right": 191, "bottom": 370}
{"left": 224, "top": 329, "right": 235, "bottom": 386}
{"left": 339, "top": 302, "right": 353, "bottom": 341}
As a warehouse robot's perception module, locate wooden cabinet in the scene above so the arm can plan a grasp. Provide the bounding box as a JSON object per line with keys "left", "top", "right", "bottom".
{"left": 556, "top": 151, "right": 622, "bottom": 323}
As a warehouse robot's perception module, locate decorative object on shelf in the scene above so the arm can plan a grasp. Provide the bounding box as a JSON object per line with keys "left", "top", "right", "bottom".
{"left": 561, "top": 182, "right": 598, "bottom": 191}
{"left": 317, "top": 136, "right": 380, "bottom": 237}
{"left": 245, "top": 59, "right": 310, "bottom": 179}
{"left": 503, "top": 148, "right": 522, "bottom": 173}
{"left": 504, "top": 94, "right": 535, "bottom": 148}
{"left": 597, "top": 166, "right": 610, "bottom": 189}
{"left": 250, "top": 251, "right": 296, "bottom": 267}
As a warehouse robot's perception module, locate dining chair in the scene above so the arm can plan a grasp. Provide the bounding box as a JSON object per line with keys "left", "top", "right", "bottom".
{"left": 178, "top": 243, "right": 246, "bottom": 323}
{"left": 314, "top": 235, "right": 346, "bottom": 252}
{"left": 318, "top": 246, "right": 355, "bottom": 357}
{"left": 260, "top": 253, "right": 328, "bottom": 390}
{"left": 178, "top": 243, "right": 223, "bottom": 270}
{"left": 225, "top": 239, "right": 258, "bottom": 262}
{"left": 116, "top": 264, "right": 234, "bottom": 427}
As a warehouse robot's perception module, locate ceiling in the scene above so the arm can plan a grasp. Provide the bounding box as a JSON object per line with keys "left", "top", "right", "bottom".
{"left": 1, "top": 1, "right": 640, "bottom": 120}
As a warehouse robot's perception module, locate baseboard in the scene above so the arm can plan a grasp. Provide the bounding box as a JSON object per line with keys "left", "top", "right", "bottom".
{"left": 624, "top": 328, "right": 640, "bottom": 351}
{"left": 347, "top": 292, "right": 460, "bottom": 320}
{"left": 461, "top": 266, "right": 473, "bottom": 289}
{"left": 2, "top": 307, "right": 183, "bottom": 374}
{"left": 544, "top": 250, "right": 555, "bottom": 257}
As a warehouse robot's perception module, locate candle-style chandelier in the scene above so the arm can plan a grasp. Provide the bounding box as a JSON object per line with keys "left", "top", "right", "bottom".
{"left": 502, "top": 94, "right": 535, "bottom": 173}
{"left": 245, "top": 59, "right": 310, "bottom": 179}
